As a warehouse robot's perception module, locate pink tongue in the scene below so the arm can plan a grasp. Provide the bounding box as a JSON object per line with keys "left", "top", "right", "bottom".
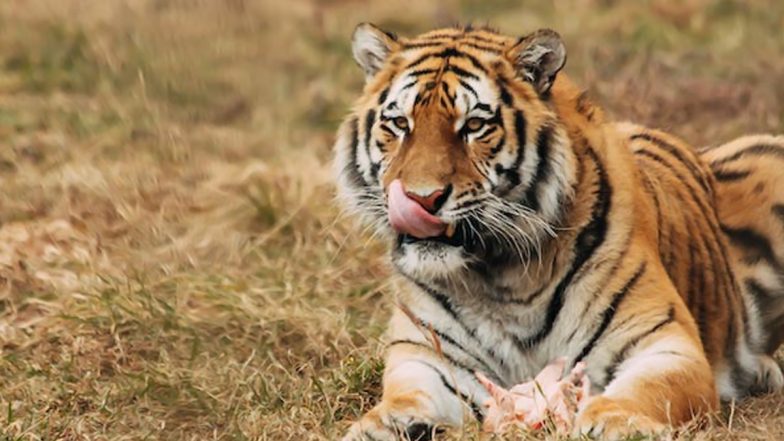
{"left": 388, "top": 179, "right": 447, "bottom": 239}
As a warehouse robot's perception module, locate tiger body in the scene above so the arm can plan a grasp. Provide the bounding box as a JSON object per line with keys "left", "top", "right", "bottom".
{"left": 334, "top": 24, "right": 784, "bottom": 440}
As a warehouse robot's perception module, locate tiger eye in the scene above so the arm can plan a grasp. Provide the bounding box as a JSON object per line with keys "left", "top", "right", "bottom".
{"left": 465, "top": 117, "right": 485, "bottom": 132}
{"left": 393, "top": 117, "right": 409, "bottom": 131}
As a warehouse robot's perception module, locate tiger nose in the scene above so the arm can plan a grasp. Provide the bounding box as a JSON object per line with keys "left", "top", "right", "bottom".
{"left": 404, "top": 184, "right": 452, "bottom": 214}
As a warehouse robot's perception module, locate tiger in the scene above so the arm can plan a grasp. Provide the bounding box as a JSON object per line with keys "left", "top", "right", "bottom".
{"left": 333, "top": 22, "right": 784, "bottom": 440}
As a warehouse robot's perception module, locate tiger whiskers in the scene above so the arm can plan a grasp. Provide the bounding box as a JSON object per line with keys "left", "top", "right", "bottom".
{"left": 485, "top": 195, "right": 559, "bottom": 267}
{"left": 340, "top": 188, "right": 391, "bottom": 245}
{"left": 485, "top": 193, "right": 557, "bottom": 238}
{"left": 482, "top": 205, "right": 545, "bottom": 255}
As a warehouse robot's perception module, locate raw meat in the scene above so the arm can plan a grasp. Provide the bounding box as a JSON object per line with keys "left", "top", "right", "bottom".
{"left": 476, "top": 358, "right": 592, "bottom": 434}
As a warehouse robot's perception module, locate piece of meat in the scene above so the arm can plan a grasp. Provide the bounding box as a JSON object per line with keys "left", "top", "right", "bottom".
{"left": 476, "top": 358, "right": 592, "bottom": 434}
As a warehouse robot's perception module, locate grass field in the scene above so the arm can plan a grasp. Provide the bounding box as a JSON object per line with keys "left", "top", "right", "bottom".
{"left": 1, "top": 0, "right": 783, "bottom": 439}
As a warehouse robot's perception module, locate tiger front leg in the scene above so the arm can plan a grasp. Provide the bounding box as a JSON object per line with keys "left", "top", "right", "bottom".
{"left": 343, "top": 342, "right": 487, "bottom": 441}
{"left": 575, "top": 319, "right": 718, "bottom": 440}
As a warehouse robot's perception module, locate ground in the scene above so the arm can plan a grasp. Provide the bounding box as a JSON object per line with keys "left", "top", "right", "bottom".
{"left": 0, "top": 0, "right": 783, "bottom": 440}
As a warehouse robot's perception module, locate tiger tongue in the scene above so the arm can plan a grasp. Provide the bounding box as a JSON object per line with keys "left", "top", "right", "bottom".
{"left": 387, "top": 179, "right": 447, "bottom": 239}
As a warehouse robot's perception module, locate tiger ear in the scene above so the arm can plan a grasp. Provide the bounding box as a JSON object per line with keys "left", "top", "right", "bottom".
{"left": 352, "top": 23, "right": 399, "bottom": 81}
{"left": 506, "top": 29, "right": 566, "bottom": 96}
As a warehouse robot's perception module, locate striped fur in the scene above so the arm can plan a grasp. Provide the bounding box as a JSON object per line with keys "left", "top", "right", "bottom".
{"left": 334, "top": 24, "right": 782, "bottom": 440}
{"left": 701, "top": 135, "right": 784, "bottom": 356}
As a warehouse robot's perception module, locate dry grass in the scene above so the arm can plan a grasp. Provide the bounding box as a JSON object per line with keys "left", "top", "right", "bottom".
{"left": 0, "top": 0, "right": 782, "bottom": 439}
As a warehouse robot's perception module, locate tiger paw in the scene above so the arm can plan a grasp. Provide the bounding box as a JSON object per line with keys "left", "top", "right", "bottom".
{"left": 343, "top": 405, "right": 439, "bottom": 441}
{"left": 751, "top": 355, "right": 784, "bottom": 395}
{"left": 574, "top": 396, "right": 666, "bottom": 440}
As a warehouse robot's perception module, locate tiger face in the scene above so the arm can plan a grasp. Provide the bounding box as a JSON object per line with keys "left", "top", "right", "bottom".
{"left": 334, "top": 24, "right": 578, "bottom": 281}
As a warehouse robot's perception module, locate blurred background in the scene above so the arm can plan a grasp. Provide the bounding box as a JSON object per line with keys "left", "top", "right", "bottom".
{"left": 0, "top": 0, "right": 782, "bottom": 439}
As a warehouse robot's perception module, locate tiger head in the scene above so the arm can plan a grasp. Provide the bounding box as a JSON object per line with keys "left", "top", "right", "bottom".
{"left": 334, "top": 24, "right": 581, "bottom": 282}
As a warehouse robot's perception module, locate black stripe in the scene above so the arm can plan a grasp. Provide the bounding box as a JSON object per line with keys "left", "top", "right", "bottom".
{"left": 739, "top": 278, "right": 755, "bottom": 357}
{"left": 575, "top": 262, "right": 647, "bottom": 362}
{"left": 453, "top": 197, "right": 486, "bottom": 212}
{"left": 710, "top": 143, "right": 784, "bottom": 166}
{"left": 486, "top": 109, "right": 507, "bottom": 159}
{"left": 494, "top": 286, "right": 545, "bottom": 306}
{"left": 473, "top": 102, "right": 492, "bottom": 112}
{"left": 458, "top": 79, "right": 478, "bottom": 98}
{"left": 712, "top": 168, "right": 751, "bottom": 182}
{"left": 745, "top": 275, "right": 774, "bottom": 301}
{"left": 493, "top": 111, "right": 526, "bottom": 190}
{"left": 364, "top": 110, "right": 377, "bottom": 180}
{"left": 379, "top": 124, "right": 396, "bottom": 138}
{"left": 364, "top": 110, "right": 376, "bottom": 154}
{"left": 515, "top": 147, "right": 611, "bottom": 349}
{"left": 463, "top": 33, "right": 503, "bottom": 46}
{"left": 400, "top": 80, "right": 418, "bottom": 91}
{"left": 411, "top": 360, "right": 484, "bottom": 422}
{"left": 381, "top": 29, "right": 398, "bottom": 41}
{"left": 707, "top": 217, "right": 743, "bottom": 356}
{"left": 360, "top": 431, "right": 383, "bottom": 441}
{"left": 343, "top": 118, "right": 368, "bottom": 187}
{"left": 566, "top": 233, "right": 633, "bottom": 343}
{"left": 408, "top": 36, "right": 455, "bottom": 44}
{"left": 634, "top": 149, "right": 698, "bottom": 268}
{"left": 721, "top": 224, "right": 780, "bottom": 269}
{"left": 743, "top": 277, "right": 784, "bottom": 354}
{"left": 639, "top": 172, "right": 662, "bottom": 243}
{"left": 459, "top": 41, "right": 502, "bottom": 53}
{"left": 403, "top": 41, "right": 453, "bottom": 49}
{"left": 631, "top": 133, "right": 712, "bottom": 195}
{"left": 405, "top": 52, "right": 437, "bottom": 70}
{"left": 689, "top": 239, "right": 708, "bottom": 342}
{"left": 445, "top": 64, "right": 479, "bottom": 80}
{"left": 719, "top": 226, "right": 740, "bottom": 361}
{"left": 417, "top": 33, "right": 460, "bottom": 41}
{"left": 440, "top": 82, "right": 455, "bottom": 106}
{"left": 476, "top": 126, "right": 499, "bottom": 143}
{"left": 413, "top": 90, "right": 425, "bottom": 107}
{"left": 656, "top": 350, "right": 690, "bottom": 358}
{"left": 679, "top": 209, "right": 708, "bottom": 345}
{"left": 410, "top": 68, "right": 439, "bottom": 77}
{"left": 496, "top": 78, "right": 513, "bottom": 106}
{"left": 387, "top": 339, "right": 502, "bottom": 384}
{"left": 453, "top": 50, "right": 491, "bottom": 75}
{"left": 522, "top": 126, "right": 553, "bottom": 211}
{"left": 409, "top": 280, "right": 465, "bottom": 327}
{"left": 604, "top": 305, "right": 676, "bottom": 385}
{"left": 378, "top": 87, "right": 390, "bottom": 105}
{"left": 772, "top": 204, "right": 784, "bottom": 227}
